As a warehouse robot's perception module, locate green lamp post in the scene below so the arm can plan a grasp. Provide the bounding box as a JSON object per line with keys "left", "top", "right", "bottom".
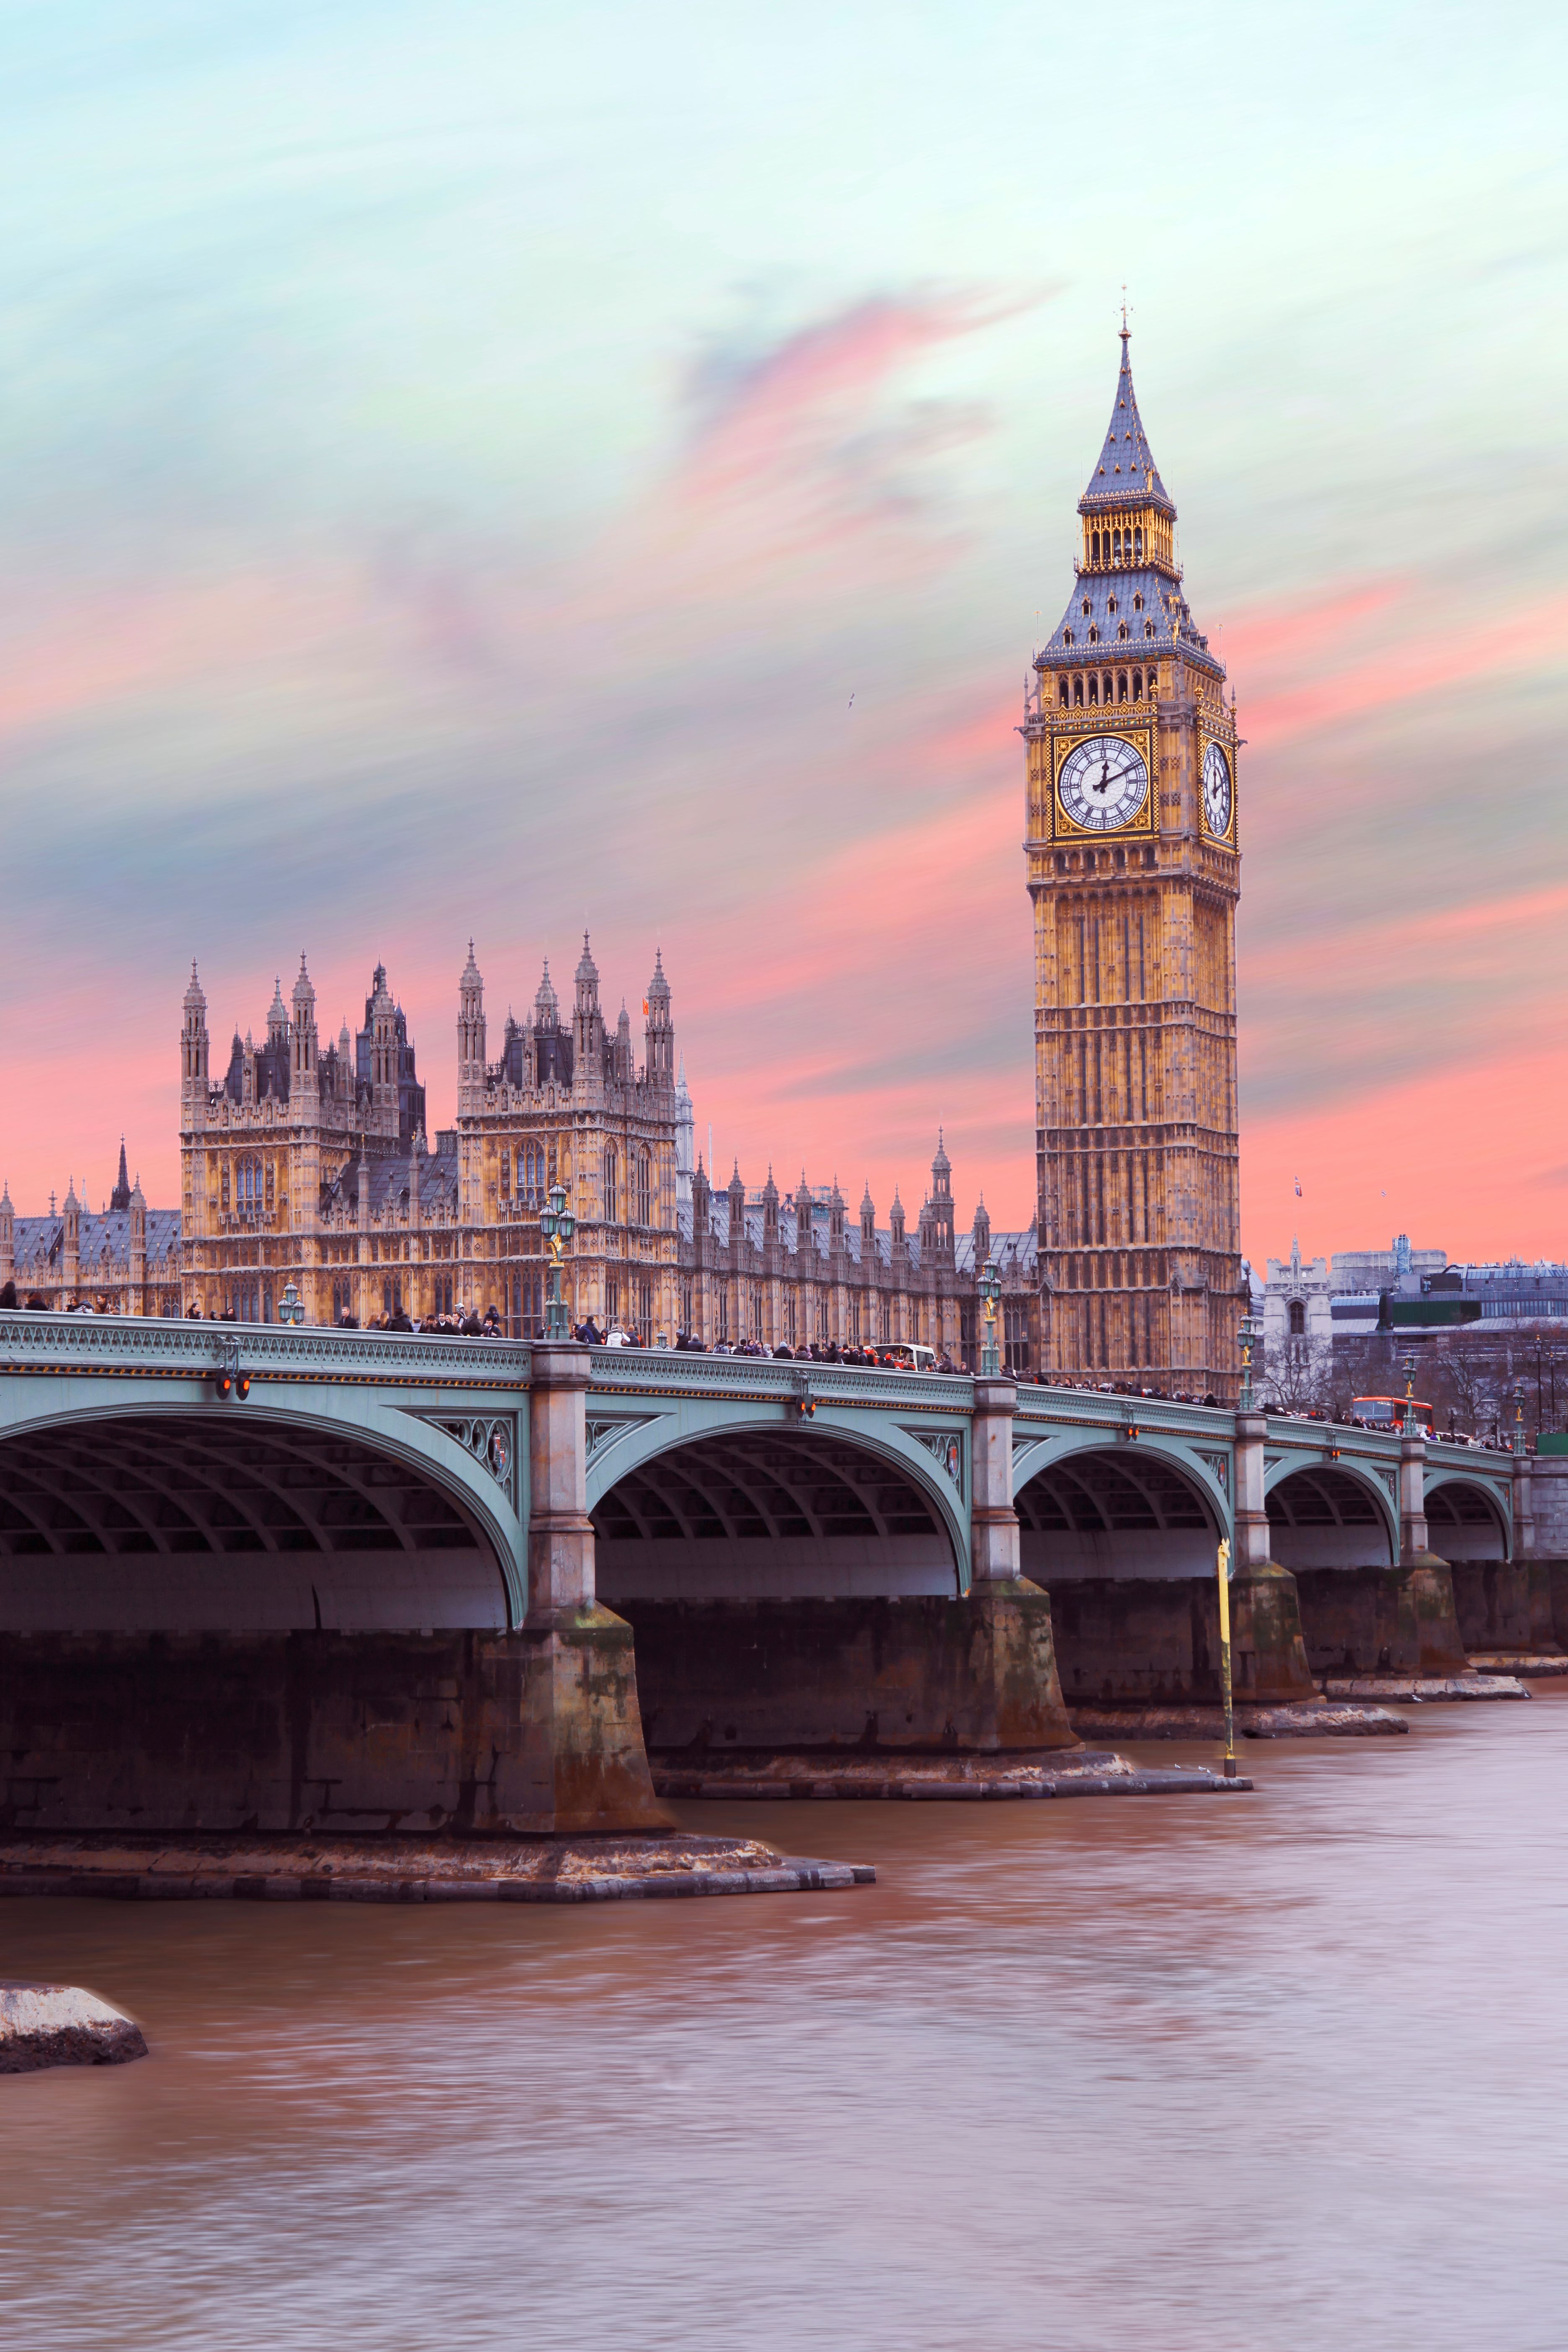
{"left": 540, "top": 1182, "right": 576, "bottom": 1341}
{"left": 979, "top": 1256, "right": 1002, "bottom": 1377}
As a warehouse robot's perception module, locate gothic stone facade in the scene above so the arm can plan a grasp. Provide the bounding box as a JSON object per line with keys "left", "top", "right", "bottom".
{"left": 174, "top": 937, "right": 1038, "bottom": 1366}
{"left": 1022, "top": 328, "right": 1244, "bottom": 1396}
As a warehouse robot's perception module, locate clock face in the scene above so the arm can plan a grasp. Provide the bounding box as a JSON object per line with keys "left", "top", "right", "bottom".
{"left": 1058, "top": 735, "right": 1149, "bottom": 832}
{"left": 1202, "top": 742, "right": 1233, "bottom": 838}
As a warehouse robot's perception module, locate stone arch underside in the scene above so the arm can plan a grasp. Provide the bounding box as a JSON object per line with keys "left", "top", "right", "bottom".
{"left": 1015, "top": 1447, "right": 1217, "bottom": 1581}
{"left": 1266, "top": 1466, "right": 1394, "bottom": 1569}
{"left": 0, "top": 1413, "right": 508, "bottom": 1631}
{"left": 591, "top": 1428, "right": 960, "bottom": 1600}
{"left": 1424, "top": 1478, "right": 1509, "bottom": 1561}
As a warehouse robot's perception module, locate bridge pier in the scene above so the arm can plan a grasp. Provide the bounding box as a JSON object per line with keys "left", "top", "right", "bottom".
{"left": 521, "top": 1344, "right": 669, "bottom": 1831}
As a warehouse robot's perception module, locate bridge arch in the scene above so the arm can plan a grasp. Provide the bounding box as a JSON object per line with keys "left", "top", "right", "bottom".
{"left": 1264, "top": 1462, "right": 1398, "bottom": 1569}
{"left": 1424, "top": 1473, "right": 1511, "bottom": 1562}
{"left": 0, "top": 1402, "right": 520, "bottom": 1631}
{"left": 590, "top": 1417, "right": 964, "bottom": 1602}
{"left": 1014, "top": 1442, "right": 1222, "bottom": 1582}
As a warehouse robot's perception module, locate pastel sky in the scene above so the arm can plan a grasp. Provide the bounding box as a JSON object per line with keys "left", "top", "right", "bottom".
{"left": 2, "top": 0, "right": 1565, "bottom": 1267}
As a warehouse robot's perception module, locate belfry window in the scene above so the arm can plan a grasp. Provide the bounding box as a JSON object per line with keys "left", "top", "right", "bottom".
{"left": 1058, "top": 679, "right": 1070, "bottom": 708}
{"left": 1132, "top": 669, "right": 1143, "bottom": 700}
{"left": 1134, "top": 526, "right": 1144, "bottom": 559}
{"left": 1091, "top": 531, "right": 1101, "bottom": 563}
{"left": 1073, "top": 675, "right": 1084, "bottom": 706}
{"left": 1087, "top": 674, "right": 1099, "bottom": 705}
{"left": 1117, "top": 671, "right": 1129, "bottom": 701}
{"left": 1102, "top": 672, "right": 1113, "bottom": 701}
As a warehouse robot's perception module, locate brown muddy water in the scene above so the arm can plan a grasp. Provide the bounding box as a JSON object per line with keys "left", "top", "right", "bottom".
{"left": 3, "top": 1692, "right": 1567, "bottom": 2352}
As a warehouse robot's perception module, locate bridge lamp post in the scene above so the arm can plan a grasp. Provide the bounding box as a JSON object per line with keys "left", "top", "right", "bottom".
{"left": 1238, "top": 1311, "right": 1262, "bottom": 1410}
{"left": 540, "top": 1183, "right": 576, "bottom": 1341}
{"left": 278, "top": 1281, "right": 305, "bottom": 1328}
{"left": 979, "top": 1256, "right": 1002, "bottom": 1376}
{"left": 1511, "top": 1377, "right": 1527, "bottom": 1456}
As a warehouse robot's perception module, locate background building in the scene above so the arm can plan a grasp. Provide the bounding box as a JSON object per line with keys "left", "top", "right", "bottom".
{"left": 0, "top": 1145, "right": 181, "bottom": 1315}
{"left": 163, "top": 939, "right": 1044, "bottom": 1363}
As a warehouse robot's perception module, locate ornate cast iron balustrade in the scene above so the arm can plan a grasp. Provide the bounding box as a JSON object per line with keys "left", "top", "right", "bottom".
{"left": 0, "top": 1310, "right": 529, "bottom": 1388}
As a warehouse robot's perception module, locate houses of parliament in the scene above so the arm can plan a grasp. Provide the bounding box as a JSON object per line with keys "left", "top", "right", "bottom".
{"left": 1, "top": 333, "right": 1243, "bottom": 1397}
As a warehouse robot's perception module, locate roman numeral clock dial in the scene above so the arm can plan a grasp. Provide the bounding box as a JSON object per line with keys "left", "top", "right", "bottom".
{"left": 1058, "top": 734, "right": 1149, "bottom": 832}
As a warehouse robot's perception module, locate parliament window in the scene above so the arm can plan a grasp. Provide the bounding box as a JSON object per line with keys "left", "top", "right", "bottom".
{"left": 636, "top": 1149, "right": 652, "bottom": 1227}
{"left": 602, "top": 1146, "right": 618, "bottom": 1224}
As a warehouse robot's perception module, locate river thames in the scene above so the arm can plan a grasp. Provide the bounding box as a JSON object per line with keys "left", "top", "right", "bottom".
{"left": 4, "top": 1693, "right": 1566, "bottom": 2352}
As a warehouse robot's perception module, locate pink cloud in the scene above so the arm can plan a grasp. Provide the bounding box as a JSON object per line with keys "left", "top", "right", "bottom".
{"left": 1236, "top": 584, "right": 1568, "bottom": 748}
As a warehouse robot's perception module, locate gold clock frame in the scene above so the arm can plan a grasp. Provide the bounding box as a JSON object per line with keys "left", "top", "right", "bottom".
{"left": 1052, "top": 725, "right": 1156, "bottom": 842}
{"left": 1198, "top": 734, "right": 1238, "bottom": 848}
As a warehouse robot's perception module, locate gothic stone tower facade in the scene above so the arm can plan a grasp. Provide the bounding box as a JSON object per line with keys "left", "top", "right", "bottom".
{"left": 1022, "top": 330, "right": 1243, "bottom": 1397}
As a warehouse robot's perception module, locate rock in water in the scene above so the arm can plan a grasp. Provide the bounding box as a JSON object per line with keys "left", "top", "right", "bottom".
{"left": 0, "top": 1983, "right": 148, "bottom": 2073}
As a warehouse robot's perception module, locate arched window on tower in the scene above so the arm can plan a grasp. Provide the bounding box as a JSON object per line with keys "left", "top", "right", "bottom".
{"left": 1063, "top": 627, "right": 1073, "bottom": 645}
{"left": 1145, "top": 620, "right": 1156, "bottom": 638}
{"left": 1082, "top": 598, "right": 1091, "bottom": 617}
{"left": 1058, "top": 679, "right": 1070, "bottom": 708}
{"left": 637, "top": 1149, "right": 652, "bottom": 1227}
{"left": 1073, "top": 675, "right": 1084, "bottom": 706}
{"left": 1133, "top": 592, "right": 1144, "bottom": 612}
{"left": 1117, "top": 621, "right": 1128, "bottom": 641}
{"left": 1289, "top": 1300, "right": 1306, "bottom": 1336}
{"left": 1087, "top": 674, "right": 1099, "bottom": 705}
{"left": 1107, "top": 594, "right": 1117, "bottom": 614}
{"left": 602, "top": 1145, "right": 618, "bottom": 1225}
{"left": 1102, "top": 672, "right": 1113, "bottom": 702}
{"left": 1117, "top": 671, "right": 1129, "bottom": 702}
{"left": 1088, "top": 624, "right": 1099, "bottom": 644}
{"left": 1132, "top": 670, "right": 1143, "bottom": 701}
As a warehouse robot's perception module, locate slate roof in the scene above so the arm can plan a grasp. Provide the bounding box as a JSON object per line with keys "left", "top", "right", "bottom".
{"left": 319, "top": 1145, "right": 460, "bottom": 1220}
{"left": 11, "top": 1209, "right": 182, "bottom": 1276}
{"left": 1039, "top": 565, "right": 1220, "bottom": 675}
{"left": 1078, "top": 331, "right": 1173, "bottom": 516}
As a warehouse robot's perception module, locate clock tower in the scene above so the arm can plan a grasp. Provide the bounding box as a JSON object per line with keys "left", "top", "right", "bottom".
{"left": 1022, "top": 328, "right": 1243, "bottom": 1397}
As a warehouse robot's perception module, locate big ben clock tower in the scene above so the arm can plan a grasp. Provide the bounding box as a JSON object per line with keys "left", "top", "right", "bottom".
{"left": 1022, "top": 327, "right": 1243, "bottom": 1397}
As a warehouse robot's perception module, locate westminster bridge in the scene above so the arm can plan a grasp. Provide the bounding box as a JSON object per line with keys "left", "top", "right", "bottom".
{"left": 0, "top": 1313, "right": 1538, "bottom": 1834}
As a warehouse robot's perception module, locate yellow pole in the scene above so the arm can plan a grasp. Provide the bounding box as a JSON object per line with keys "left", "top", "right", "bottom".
{"left": 1215, "top": 1536, "right": 1236, "bottom": 1779}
